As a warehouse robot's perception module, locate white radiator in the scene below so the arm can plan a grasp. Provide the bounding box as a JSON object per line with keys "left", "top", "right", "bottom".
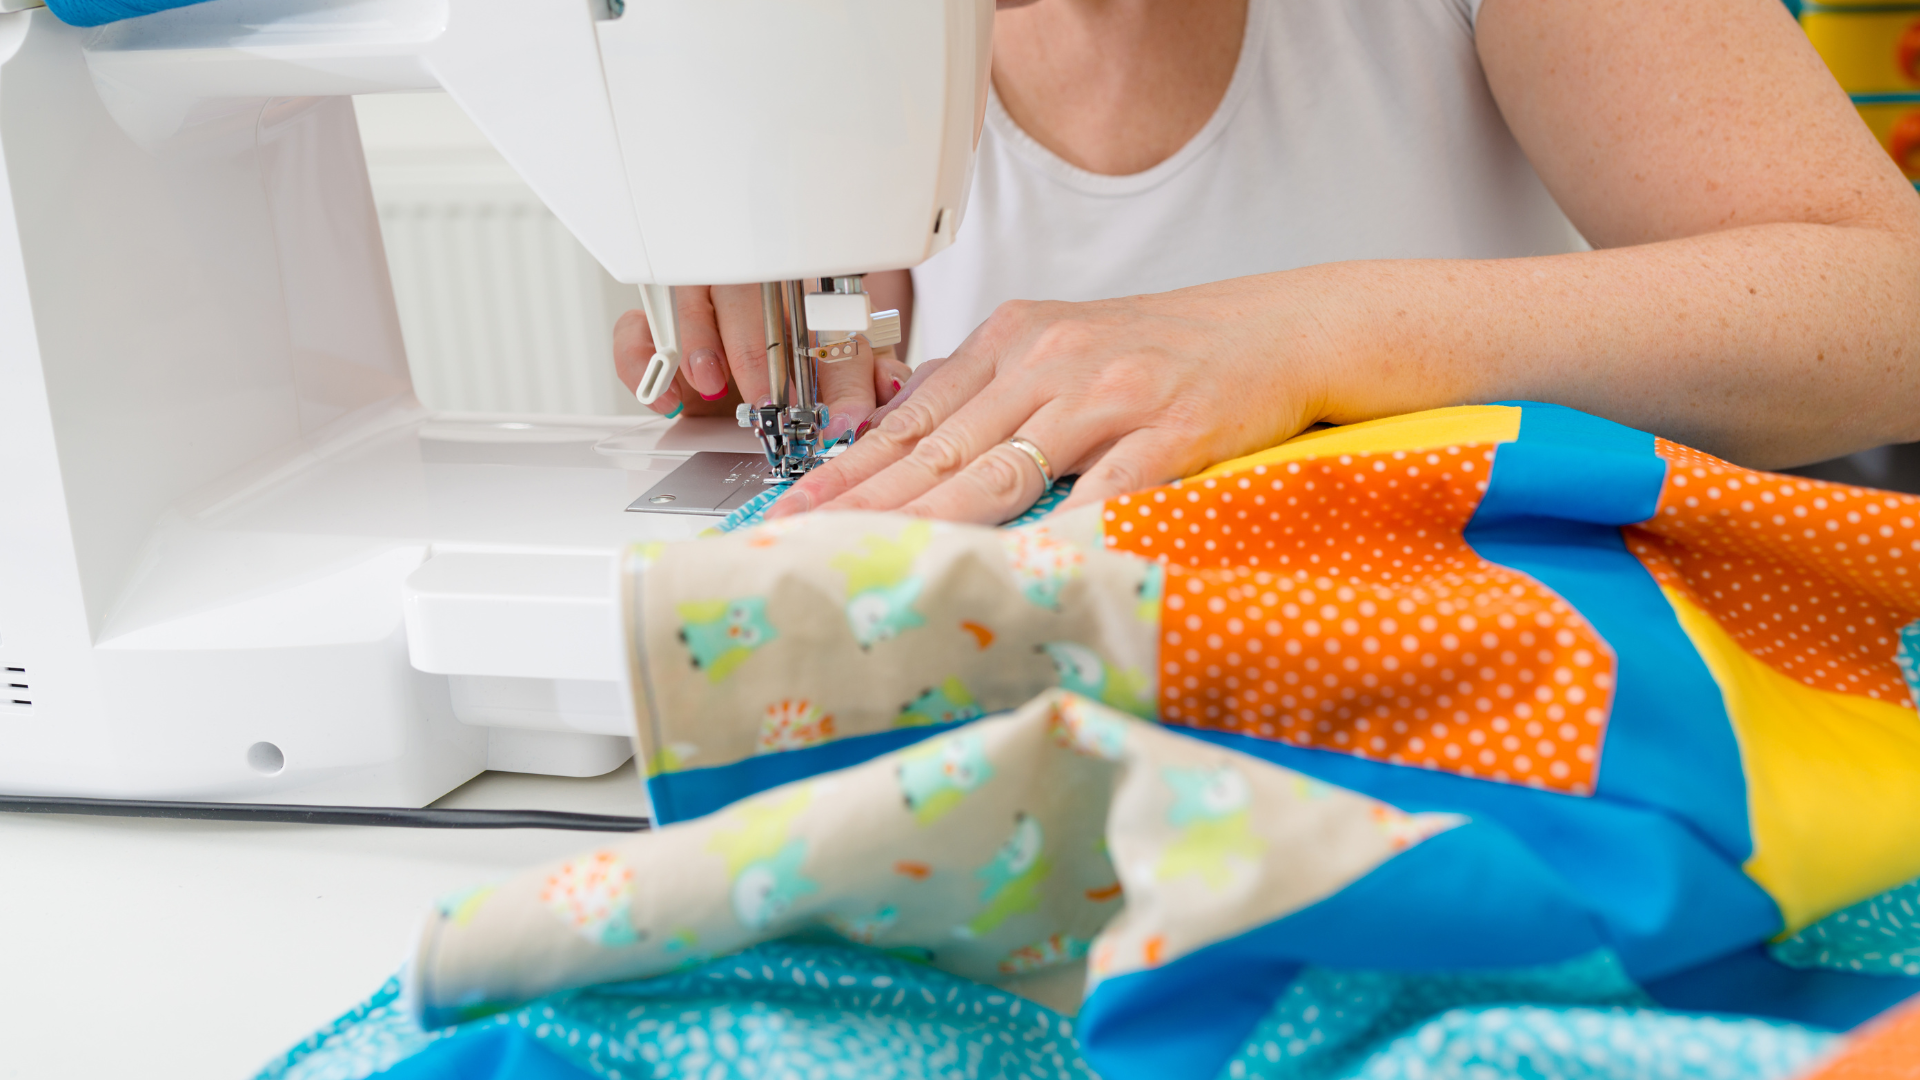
{"left": 354, "top": 94, "right": 641, "bottom": 417}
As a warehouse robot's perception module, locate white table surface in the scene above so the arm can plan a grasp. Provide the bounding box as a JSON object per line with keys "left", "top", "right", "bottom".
{"left": 0, "top": 769, "right": 652, "bottom": 1080}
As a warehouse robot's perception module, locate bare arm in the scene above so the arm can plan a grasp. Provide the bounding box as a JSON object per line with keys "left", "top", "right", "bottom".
{"left": 773, "top": 0, "right": 1920, "bottom": 524}
{"left": 1298, "top": 0, "right": 1920, "bottom": 467}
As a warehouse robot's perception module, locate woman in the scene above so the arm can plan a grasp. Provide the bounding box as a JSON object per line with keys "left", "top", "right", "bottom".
{"left": 614, "top": 0, "right": 1920, "bottom": 525}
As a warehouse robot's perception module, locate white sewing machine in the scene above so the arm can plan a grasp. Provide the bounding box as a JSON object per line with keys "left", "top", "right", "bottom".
{"left": 0, "top": 0, "right": 992, "bottom": 805}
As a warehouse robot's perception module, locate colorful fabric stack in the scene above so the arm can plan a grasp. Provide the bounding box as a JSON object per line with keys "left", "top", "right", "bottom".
{"left": 1799, "top": 1, "right": 1920, "bottom": 190}
{"left": 366, "top": 403, "right": 1920, "bottom": 1080}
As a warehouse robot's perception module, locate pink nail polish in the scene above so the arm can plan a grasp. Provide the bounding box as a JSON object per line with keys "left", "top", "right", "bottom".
{"left": 891, "top": 379, "right": 902, "bottom": 393}
{"left": 699, "top": 389, "right": 726, "bottom": 401}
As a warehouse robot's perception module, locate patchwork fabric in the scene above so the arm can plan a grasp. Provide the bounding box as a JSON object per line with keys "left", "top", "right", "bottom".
{"left": 332, "top": 403, "right": 1920, "bottom": 1080}
{"left": 1628, "top": 440, "right": 1920, "bottom": 703}
{"left": 1115, "top": 456, "right": 1615, "bottom": 794}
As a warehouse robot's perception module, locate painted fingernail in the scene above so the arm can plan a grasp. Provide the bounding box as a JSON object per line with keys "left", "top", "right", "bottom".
{"left": 665, "top": 402, "right": 684, "bottom": 419}
{"left": 687, "top": 348, "right": 728, "bottom": 399}
{"left": 821, "top": 416, "right": 855, "bottom": 443}
{"left": 853, "top": 418, "right": 875, "bottom": 441}
{"left": 891, "top": 378, "right": 902, "bottom": 393}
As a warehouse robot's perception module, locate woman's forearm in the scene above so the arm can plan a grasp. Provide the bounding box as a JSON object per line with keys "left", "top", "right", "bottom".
{"left": 1272, "top": 222, "right": 1920, "bottom": 471}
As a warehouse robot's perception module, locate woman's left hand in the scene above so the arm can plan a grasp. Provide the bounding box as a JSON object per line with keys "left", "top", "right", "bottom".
{"left": 764, "top": 281, "right": 1329, "bottom": 524}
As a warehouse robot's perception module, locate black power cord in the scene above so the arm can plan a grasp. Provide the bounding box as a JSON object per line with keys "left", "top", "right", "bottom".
{"left": 0, "top": 794, "right": 650, "bottom": 832}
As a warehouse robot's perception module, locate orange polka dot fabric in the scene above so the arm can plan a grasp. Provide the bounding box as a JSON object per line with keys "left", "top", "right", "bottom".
{"left": 1101, "top": 448, "right": 1615, "bottom": 795}
{"left": 1626, "top": 439, "right": 1920, "bottom": 705}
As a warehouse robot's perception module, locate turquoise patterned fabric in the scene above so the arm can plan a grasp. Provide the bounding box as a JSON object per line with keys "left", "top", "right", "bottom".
{"left": 262, "top": 976, "right": 440, "bottom": 1080}
{"left": 1217, "top": 952, "right": 1836, "bottom": 1080}
{"left": 1774, "top": 874, "right": 1920, "bottom": 978}
{"left": 1219, "top": 952, "right": 1647, "bottom": 1080}
{"left": 1894, "top": 619, "right": 1920, "bottom": 706}
{"left": 718, "top": 477, "right": 1076, "bottom": 533}
{"left": 260, "top": 942, "right": 1094, "bottom": 1080}
{"left": 716, "top": 482, "right": 791, "bottom": 533}
{"left": 266, "top": 944, "right": 1843, "bottom": 1080}
{"left": 1342, "top": 1006, "right": 1835, "bottom": 1080}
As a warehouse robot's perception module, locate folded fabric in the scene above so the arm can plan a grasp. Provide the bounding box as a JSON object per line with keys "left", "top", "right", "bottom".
{"left": 393, "top": 402, "right": 1920, "bottom": 1080}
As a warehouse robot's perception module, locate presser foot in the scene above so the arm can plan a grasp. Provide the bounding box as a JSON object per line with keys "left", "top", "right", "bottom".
{"left": 737, "top": 402, "right": 827, "bottom": 483}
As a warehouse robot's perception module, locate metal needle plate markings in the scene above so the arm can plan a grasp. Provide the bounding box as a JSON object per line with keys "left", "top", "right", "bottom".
{"left": 627, "top": 451, "right": 776, "bottom": 516}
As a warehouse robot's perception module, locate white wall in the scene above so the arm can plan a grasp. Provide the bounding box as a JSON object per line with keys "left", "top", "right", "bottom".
{"left": 353, "top": 92, "right": 642, "bottom": 416}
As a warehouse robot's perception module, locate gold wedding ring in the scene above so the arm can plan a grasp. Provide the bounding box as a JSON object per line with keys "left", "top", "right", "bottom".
{"left": 1004, "top": 436, "right": 1055, "bottom": 487}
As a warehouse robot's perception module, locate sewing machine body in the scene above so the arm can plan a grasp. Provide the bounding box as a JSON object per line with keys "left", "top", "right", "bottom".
{"left": 0, "top": 0, "right": 991, "bottom": 803}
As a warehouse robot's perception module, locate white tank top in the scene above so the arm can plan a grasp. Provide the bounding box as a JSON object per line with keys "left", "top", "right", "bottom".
{"left": 911, "top": 0, "right": 1585, "bottom": 361}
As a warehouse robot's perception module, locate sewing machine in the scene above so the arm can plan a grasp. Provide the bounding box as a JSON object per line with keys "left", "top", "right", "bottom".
{"left": 0, "top": 0, "right": 992, "bottom": 805}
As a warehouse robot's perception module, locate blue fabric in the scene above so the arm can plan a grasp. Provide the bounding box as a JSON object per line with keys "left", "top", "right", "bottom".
{"left": 1469, "top": 403, "right": 1751, "bottom": 866}
{"left": 1643, "top": 944, "right": 1920, "bottom": 1030}
{"left": 376, "top": 1028, "right": 588, "bottom": 1080}
{"left": 44, "top": 0, "right": 205, "bottom": 27}
{"left": 1179, "top": 729, "right": 1787, "bottom": 988}
{"left": 1078, "top": 824, "right": 1610, "bottom": 1080}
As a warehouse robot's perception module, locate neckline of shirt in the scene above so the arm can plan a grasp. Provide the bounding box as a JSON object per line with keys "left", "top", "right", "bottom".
{"left": 983, "top": 0, "right": 1270, "bottom": 199}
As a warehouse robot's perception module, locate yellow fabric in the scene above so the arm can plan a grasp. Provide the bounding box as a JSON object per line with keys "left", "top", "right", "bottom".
{"left": 1662, "top": 586, "right": 1920, "bottom": 932}
{"left": 1191, "top": 405, "right": 1522, "bottom": 482}
{"left": 1801, "top": 9, "right": 1920, "bottom": 95}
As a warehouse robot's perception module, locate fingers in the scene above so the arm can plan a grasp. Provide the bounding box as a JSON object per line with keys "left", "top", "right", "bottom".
{"left": 817, "top": 374, "right": 1041, "bottom": 513}
{"left": 861, "top": 356, "right": 949, "bottom": 437}
{"left": 908, "top": 423, "right": 1176, "bottom": 525}
{"left": 612, "top": 308, "right": 682, "bottom": 416}
{"left": 873, "top": 348, "right": 914, "bottom": 407}
{"left": 765, "top": 354, "right": 998, "bottom": 517}
{"left": 671, "top": 287, "right": 730, "bottom": 402}
{"left": 816, "top": 342, "right": 878, "bottom": 444}
{"left": 713, "top": 284, "right": 773, "bottom": 407}
{"left": 1055, "top": 430, "right": 1180, "bottom": 510}
{"left": 897, "top": 405, "right": 1076, "bottom": 525}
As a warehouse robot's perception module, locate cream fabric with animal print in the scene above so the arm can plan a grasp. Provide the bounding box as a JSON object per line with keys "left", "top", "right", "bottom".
{"left": 404, "top": 691, "right": 1460, "bottom": 1025}
{"left": 624, "top": 508, "right": 1164, "bottom": 786}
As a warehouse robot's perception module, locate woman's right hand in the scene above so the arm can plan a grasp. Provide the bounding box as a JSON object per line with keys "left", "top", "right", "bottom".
{"left": 612, "top": 276, "right": 916, "bottom": 442}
